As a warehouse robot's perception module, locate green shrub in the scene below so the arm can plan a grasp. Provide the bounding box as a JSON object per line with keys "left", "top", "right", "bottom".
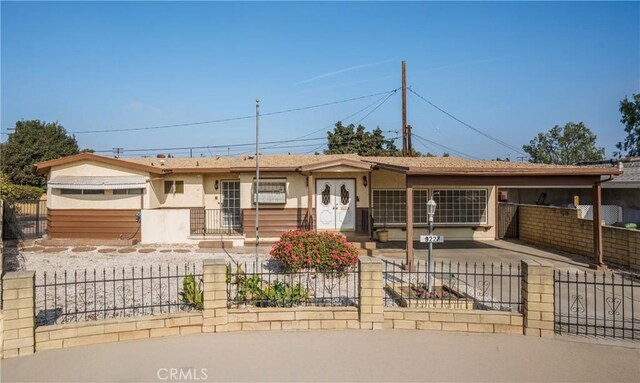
{"left": 233, "top": 270, "right": 309, "bottom": 307}
{"left": 269, "top": 230, "right": 359, "bottom": 273}
{"left": 0, "top": 172, "right": 44, "bottom": 200}
{"left": 179, "top": 274, "right": 203, "bottom": 310}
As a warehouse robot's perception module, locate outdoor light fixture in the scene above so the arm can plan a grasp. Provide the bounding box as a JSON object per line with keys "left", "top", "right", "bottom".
{"left": 362, "top": 175, "right": 368, "bottom": 188}
{"left": 214, "top": 180, "right": 219, "bottom": 190}
{"left": 427, "top": 199, "right": 437, "bottom": 221}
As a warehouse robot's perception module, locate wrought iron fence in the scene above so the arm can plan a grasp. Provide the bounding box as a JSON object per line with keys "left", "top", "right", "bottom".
{"left": 2, "top": 199, "right": 47, "bottom": 240}
{"left": 35, "top": 264, "right": 203, "bottom": 326}
{"left": 227, "top": 261, "right": 359, "bottom": 308}
{"left": 383, "top": 260, "right": 523, "bottom": 312}
{"left": 555, "top": 270, "right": 639, "bottom": 341}
{"left": 190, "top": 208, "right": 242, "bottom": 235}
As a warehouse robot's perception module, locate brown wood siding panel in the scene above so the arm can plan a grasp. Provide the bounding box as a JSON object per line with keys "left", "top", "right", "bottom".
{"left": 48, "top": 209, "right": 141, "bottom": 240}
{"left": 242, "top": 208, "right": 306, "bottom": 238}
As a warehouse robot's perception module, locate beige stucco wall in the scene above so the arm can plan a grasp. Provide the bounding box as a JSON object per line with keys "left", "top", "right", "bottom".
{"left": 47, "top": 160, "right": 151, "bottom": 210}
{"left": 141, "top": 209, "right": 191, "bottom": 244}
{"left": 149, "top": 174, "right": 204, "bottom": 209}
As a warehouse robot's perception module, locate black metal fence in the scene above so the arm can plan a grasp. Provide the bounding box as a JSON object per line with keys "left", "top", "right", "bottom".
{"left": 227, "top": 261, "right": 359, "bottom": 308}
{"left": 2, "top": 199, "right": 47, "bottom": 240}
{"left": 190, "top": 208, "right": 242, "bottom": 235}
{"left": 383, "top": 260, "right": 523, "bottom": 312}
{"left": 35, "top": 264, "right": 203, "bottom": 326}
{"left": 555, "top": 270, "right": 639, "bottom": 341}
{"left": 498, "top": 203, "right": 519, "bottom": 239}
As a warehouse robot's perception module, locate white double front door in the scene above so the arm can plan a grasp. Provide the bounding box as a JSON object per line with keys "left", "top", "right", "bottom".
{"left": 315, "top": 179, "right": 356, "bottom": 231}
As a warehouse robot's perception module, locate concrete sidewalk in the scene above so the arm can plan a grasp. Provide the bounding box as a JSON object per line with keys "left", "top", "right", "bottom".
{"left": 2, "top": 330, "right": 638, "bottom": 383}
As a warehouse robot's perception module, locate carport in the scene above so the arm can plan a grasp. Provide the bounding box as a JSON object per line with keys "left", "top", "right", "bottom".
{"left": 393, "top": 165, "right": 623, "bottom": 271}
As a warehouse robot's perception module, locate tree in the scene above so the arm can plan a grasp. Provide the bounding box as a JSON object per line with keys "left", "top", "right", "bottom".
{"left": 616, "top": 94, "right": 640, "bottom": 157}
{"left": 522, "top": 122, "right": 604, "bottom": 165}
{"left": 1, "top": 120, "right": 81, "bottom": 187}
{"left": 325, "top": 122, "right": 400, "bottom": 156}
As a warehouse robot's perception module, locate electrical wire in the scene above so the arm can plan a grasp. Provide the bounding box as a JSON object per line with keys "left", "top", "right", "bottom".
{"left": 70, "top": 89, "right": 399, "bottom": 134}
{"left": 261, "top": 88, "right": 399, "bottom": 151}
{"left": 412, "top": 133, "right": 481, "bottom": 160}
{"left": 408, "top": 88, "right": 527, "bottom": 156}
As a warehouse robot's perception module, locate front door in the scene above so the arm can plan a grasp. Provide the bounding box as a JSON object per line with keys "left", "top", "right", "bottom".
{"left": 315, "top": 179, "right": 356, "bottom": 231}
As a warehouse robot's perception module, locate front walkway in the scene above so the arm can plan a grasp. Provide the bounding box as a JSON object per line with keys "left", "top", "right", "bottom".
{"left": 2, "top": 330, "right": 638, "bottom": 382}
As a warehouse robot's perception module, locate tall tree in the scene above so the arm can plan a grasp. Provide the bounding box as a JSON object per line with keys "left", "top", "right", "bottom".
{"left": 325, "top": 122, "right": 400, "bottom": 156}
{"left": 522, "top": 122, "right": 604, "bottom": 165}
{"left": 1, "top": 120, "right": 80, "bottom": 187}
{"left": 616, "top": 94, "right": 640, "bottom": 157}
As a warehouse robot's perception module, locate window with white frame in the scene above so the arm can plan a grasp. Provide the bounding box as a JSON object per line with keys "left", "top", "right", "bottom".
{"left": 372, "top": 190, "right": 406, "bottom": 225}
{"left": 431, "top": 189, "right": 488, "bottom": 224}
{"left": 373, "top": 188, "right": 488, "bottom": 225}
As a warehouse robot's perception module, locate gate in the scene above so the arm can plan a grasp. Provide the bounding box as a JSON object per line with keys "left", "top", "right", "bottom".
{"left": 2, "top": 199, "right": 47, "bottom": 240}
{"left": 554, "top": 270, "right": 639, "bottom": 341}
{"left": 498, "top": 203, "right": 519, "bottom": 239}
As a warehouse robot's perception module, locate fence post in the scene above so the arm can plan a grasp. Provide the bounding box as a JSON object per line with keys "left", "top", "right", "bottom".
{"left": 521, "top": 260, "right": 555, "bottom": 338}
{"left": 202, "top": 259, "right": 228, "bottom": 333}
{"left": 2, "top": 271, "right": 36, "bottom": 358}
{"left": 358, "top": 256, "right": 384, "bottom": 330}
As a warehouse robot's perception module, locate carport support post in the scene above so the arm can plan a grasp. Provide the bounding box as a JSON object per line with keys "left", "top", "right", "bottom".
{"left": 590, "top": 182, "right": 606, "bottom": 270}
{"left": 521, "top": 260, "right": 554, "bottom": 338}
{"left": 404, "top": 182, "right": 415, "bottom": 271}
{"left": 202, "top": 259, "right": 228, "bottom": 333}
{"left": 2, "top": 271, "right": 36, "bottom": 358}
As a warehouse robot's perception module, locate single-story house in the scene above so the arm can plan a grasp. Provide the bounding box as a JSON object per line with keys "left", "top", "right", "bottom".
{"left": 34, "top": 152, "right": 621, "bottom": 269}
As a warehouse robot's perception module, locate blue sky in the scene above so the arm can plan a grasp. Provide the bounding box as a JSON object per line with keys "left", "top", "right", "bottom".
{"left": 1, "top": 1, "right": 638, "bottom": 159}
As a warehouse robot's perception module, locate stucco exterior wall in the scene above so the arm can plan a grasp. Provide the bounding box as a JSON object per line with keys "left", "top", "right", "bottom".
{"left": 141, "top": 209, "right": 191, "bottom": 244}
{"left": 149, "top": 174, "right": 204, "bottom": 209}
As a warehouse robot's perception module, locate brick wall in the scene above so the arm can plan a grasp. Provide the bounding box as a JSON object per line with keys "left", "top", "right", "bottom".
{"left": 34, "top": 312, "right": 202, "bottom": 351}
{"left": 3, "top": 258, "right": 557, "bottom": 358}
{"left": 228, "top": 307, "right": 361, "bottom": 331}
{"left": 384, "top": 309, "right": 522, "bottom": 333}
{"left": 519, "top": 204, "right": 640, "bottom": 271}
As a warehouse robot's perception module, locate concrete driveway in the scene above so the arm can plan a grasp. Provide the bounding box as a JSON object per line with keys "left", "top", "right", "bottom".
{"left": 2, "top": 330, "right": 639, "bottom": 383}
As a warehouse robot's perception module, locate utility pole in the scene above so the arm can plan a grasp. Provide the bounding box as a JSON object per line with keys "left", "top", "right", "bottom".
{"left": 402, "top": 61, "right": 408, "bottom": 157}
{"left": 407, "top": 124, "right": 413, "bottom": 157}
{"left": 113, "top": 148, "right": 123, "bottom": 158}
{"left": 255, "top": 99, "right": 260, "bottom": 266}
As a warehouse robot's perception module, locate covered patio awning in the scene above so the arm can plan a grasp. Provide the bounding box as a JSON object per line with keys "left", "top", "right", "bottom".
{"left": 47, "top": 176, "right": 147, "bottom": 190}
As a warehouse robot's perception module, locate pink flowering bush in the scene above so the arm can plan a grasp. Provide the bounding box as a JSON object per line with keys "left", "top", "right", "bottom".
{"left": 269, "top": 230, "right": 359, "bottom": 273}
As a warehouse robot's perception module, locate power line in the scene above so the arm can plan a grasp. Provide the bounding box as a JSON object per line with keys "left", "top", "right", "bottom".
{"left": 412, "top": 133, "right": 481, "bottom": 160}
{"left": 70, "top": 89, "right": 399, "bottom": 134}
{"left": 93, "top": 136, "right": 327, "bottom": 154}
{"left": 354, "top": 90, "right": 397, "bottom": 125}
{"left": 261, "top": 88, "right": 399, "bottom": 151}
{"left": 408, "top": 88, "right": 527, "bottom": 156}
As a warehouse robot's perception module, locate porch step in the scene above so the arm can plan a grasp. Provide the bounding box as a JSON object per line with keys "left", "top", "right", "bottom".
{"left": 198, "top": 240, "right": 234, "bottom": 249}
{"left": 349, "top": 241, "right": 377, "bottom": 250}
{"left": 357, "top": 248, "right": 380, "bottom": 257}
